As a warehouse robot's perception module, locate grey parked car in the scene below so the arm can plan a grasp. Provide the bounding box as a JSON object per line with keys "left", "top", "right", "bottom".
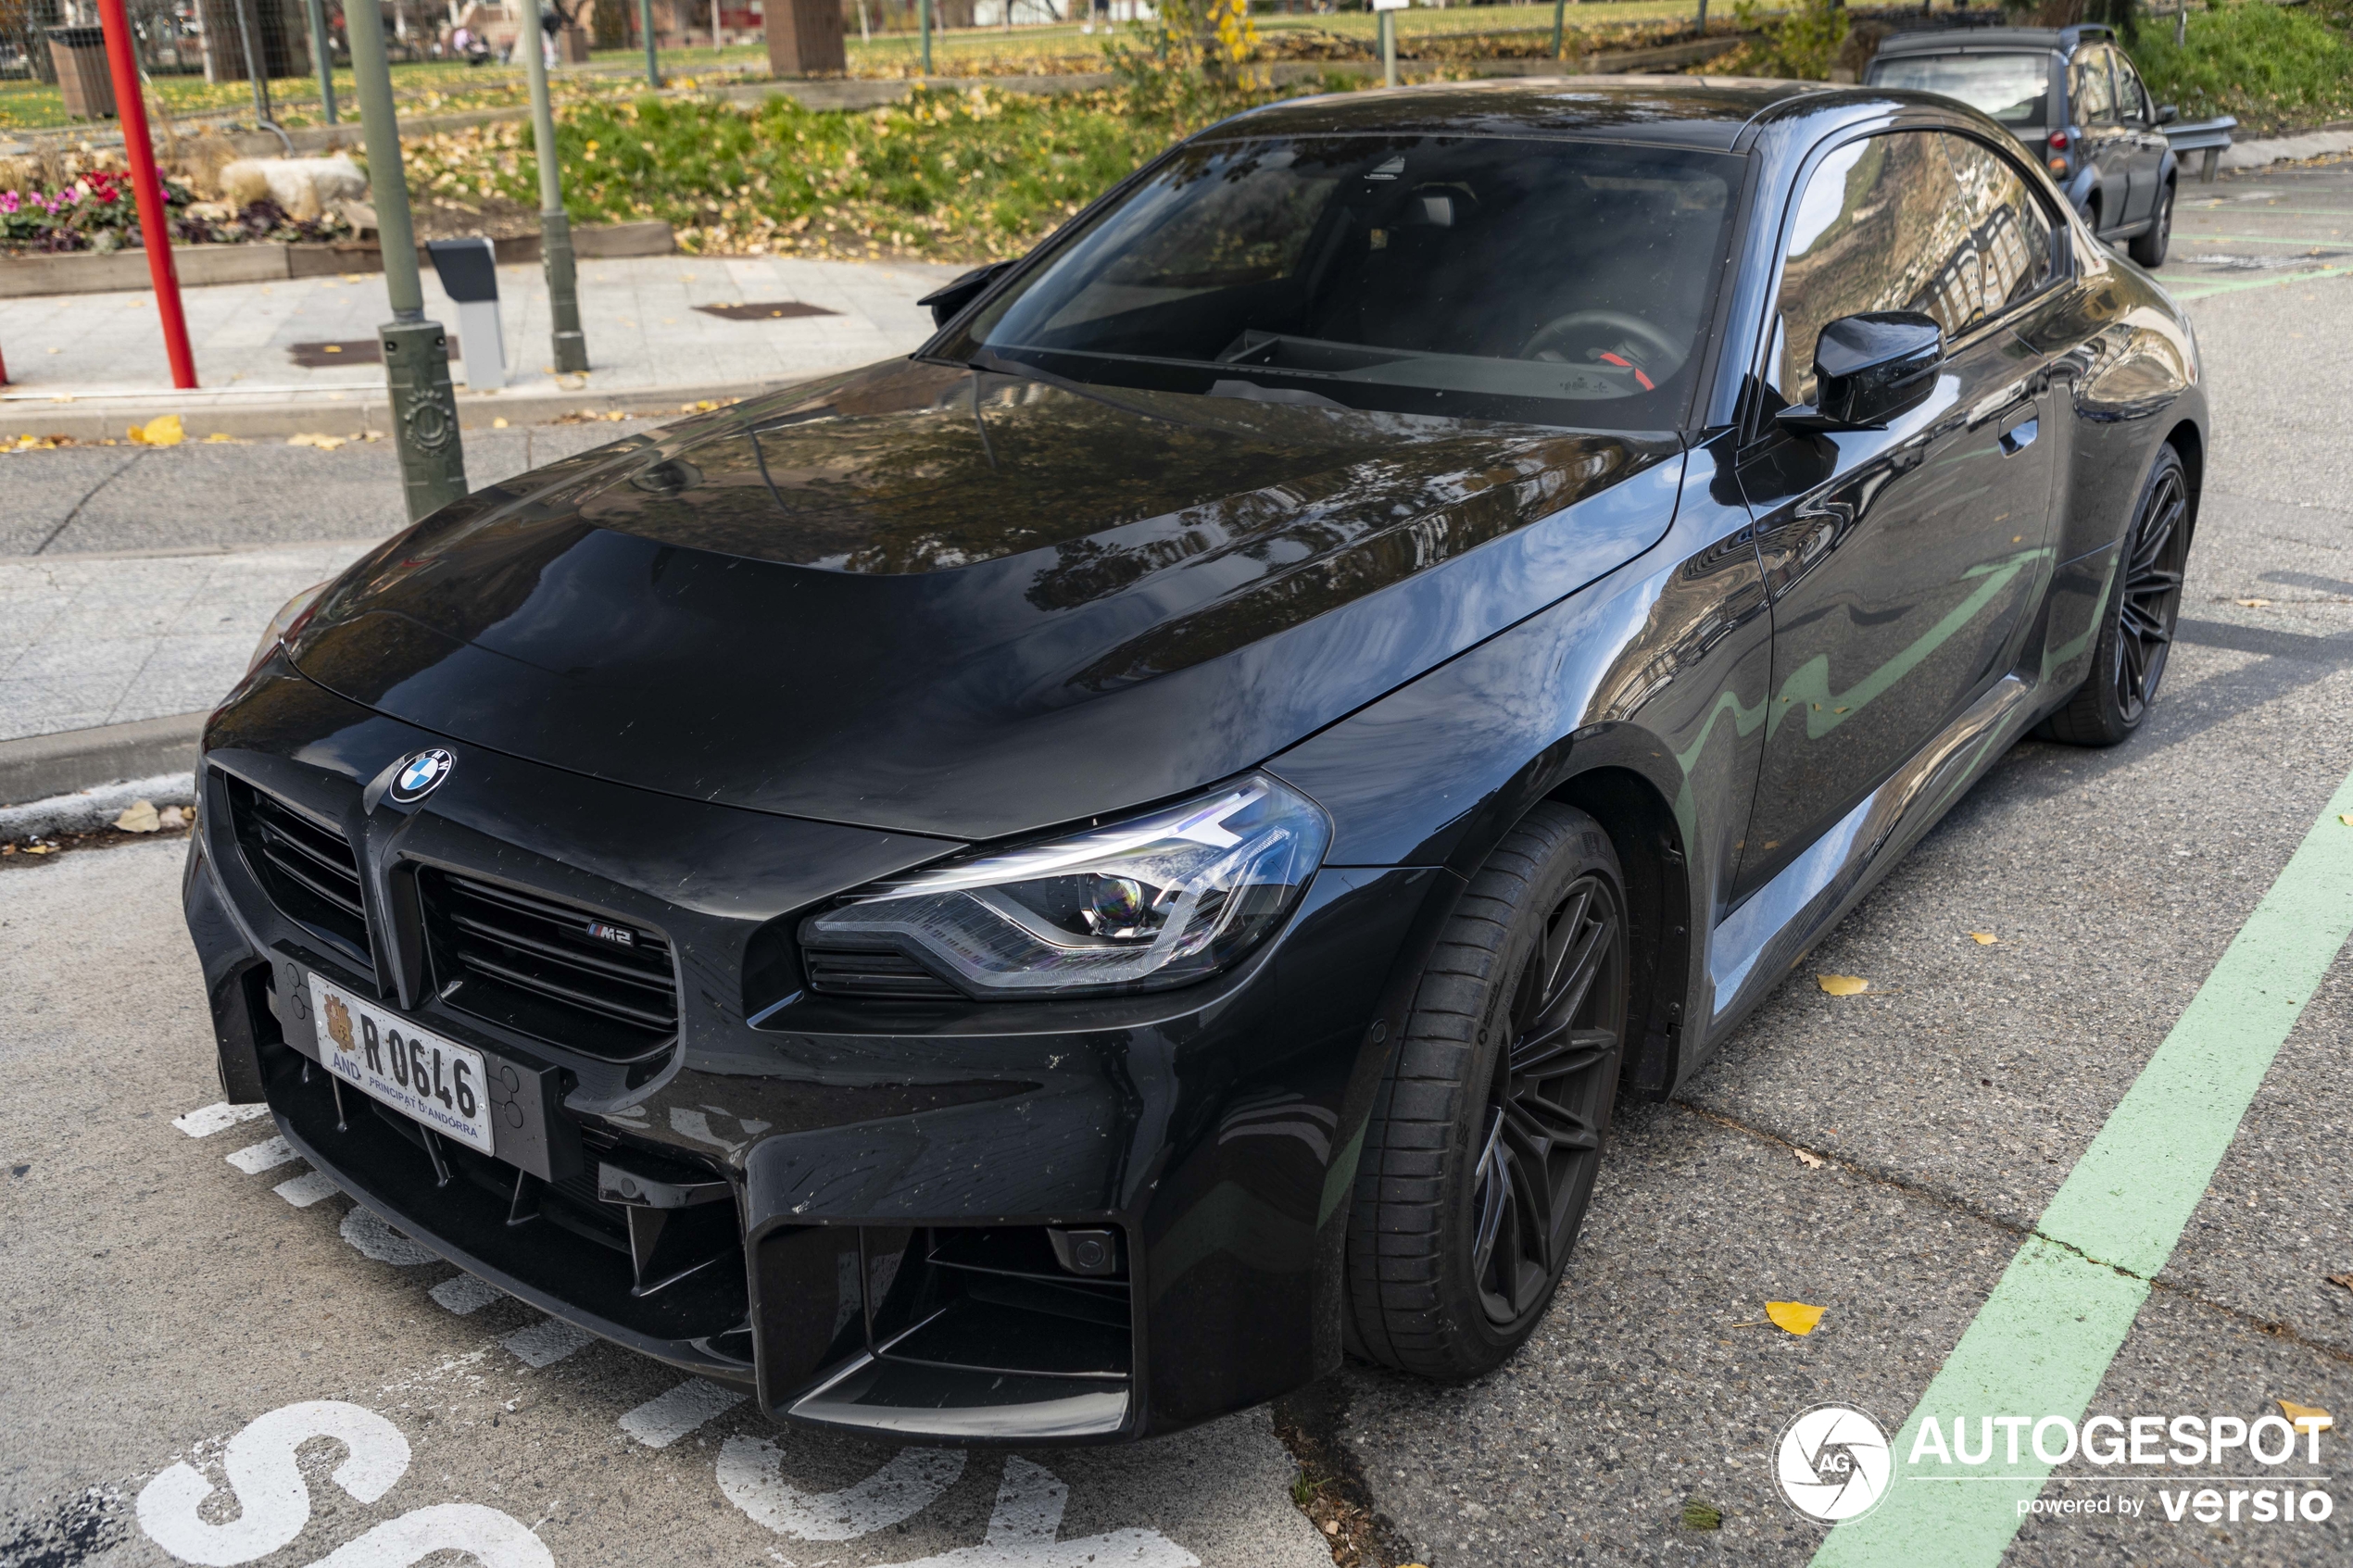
{"left": 1868, "top": 24, "right": 2176, "bottom": 267}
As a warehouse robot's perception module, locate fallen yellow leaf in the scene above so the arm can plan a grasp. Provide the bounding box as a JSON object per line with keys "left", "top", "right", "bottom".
{"left": 128, "top": 413, "right": 183, "bottom": 446}
{"left": 2235, "top": 597, "right": 2272, "bottom": 608}
{"left": 113, "top": 799, "right": 160, "bottom": 834}
{"left": 1793, "top": 1148, "right": 1825, "bottom": 1169}
{"left": 2278, "top": 1399, "right": 2332, "bottom": 1424}
{"left": 491, "top": 416, "right": 510, "bottom": 428}
{"left": 287, "top": 433, "right": 346, "bottom": 450}
{"left": 2340, "top": 814, "right": 2353, "bottom": 828}
{"left": 203, "top": 432, "right": 242, "bottom": 444}
{"left": 1817, "top": 973, "right": 1869, "bottom": 997}
{"left": 1969, "top": 932, "right": 1999, "bottom": 945}
{"left": 1766, "top": 1301, "right": 1825, "bottom": 1336}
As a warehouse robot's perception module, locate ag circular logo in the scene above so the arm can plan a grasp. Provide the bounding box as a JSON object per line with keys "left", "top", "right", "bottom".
{"left": 389, "top": 748, "right": 455, "bottom": 803}
{"left": 1775, "top": 1403, "right": 1893, "bottom": 1524}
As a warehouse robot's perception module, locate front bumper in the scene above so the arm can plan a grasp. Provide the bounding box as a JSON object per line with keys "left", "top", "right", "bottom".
{"left": 187, "top": 660, "right": 1442, "bottom": 1443}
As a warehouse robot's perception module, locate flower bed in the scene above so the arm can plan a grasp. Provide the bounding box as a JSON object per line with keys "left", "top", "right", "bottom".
{"left": 1, "top": 167, "right": 350, "bottom": 257}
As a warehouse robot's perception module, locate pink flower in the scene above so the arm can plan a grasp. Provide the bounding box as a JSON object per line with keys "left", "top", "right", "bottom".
{"left": 0, "top": 192, "right": 17, "bottom": 214}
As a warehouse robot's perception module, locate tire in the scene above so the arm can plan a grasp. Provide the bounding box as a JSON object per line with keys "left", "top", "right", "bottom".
{"left": 2129, "top": 181, "right": 2174, "bottom": 268}
{"left": 2039, "top": 445, "right": 2191, "bottom": 746}
{"left": 1344, "top": 802, "right": 1630, "bottom": 1380}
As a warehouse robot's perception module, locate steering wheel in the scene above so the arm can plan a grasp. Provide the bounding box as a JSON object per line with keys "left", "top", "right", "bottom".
{"left": 1518, "top": 309, "right": 1683, "bottom": 377}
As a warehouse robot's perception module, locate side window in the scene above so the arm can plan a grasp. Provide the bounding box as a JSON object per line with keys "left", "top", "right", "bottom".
{"left": 2114, "top": 56, "right": 2153, "bottom": 123}
{"left": 1940, "top": 134, "right": 2057, "bottom": 316}
{"left": 2071, "top": 46, "right": 2118, "bottom": 125}
{"left": 1771, "top": 132, "right": 1978, "bottom": 408}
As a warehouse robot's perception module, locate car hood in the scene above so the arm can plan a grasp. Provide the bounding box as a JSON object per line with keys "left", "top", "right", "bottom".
{"left": 290, "top": 358, "right": 1681, "bottom": 841}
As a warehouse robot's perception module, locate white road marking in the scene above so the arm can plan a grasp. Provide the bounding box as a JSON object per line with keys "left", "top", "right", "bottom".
{"left": 339, "top": 1206, "right": 439, "bottom": 1266}
{"left": 136, "top": 1400, "right": 408, "bottom": 1567}
{"left": 273, "top": 1170, "right": 340, "bottom": 1208}
{"left": 501, "top": 1316, "right": 595, "bottom": 1368}
{"left": 428, "top": 1273, "right": 503, "bottom": 1315}
{"left": 887, "top": 1458, "right": 1201, "bottom": 1568}
{"left": 303, "top": 1503, "right": 552, "bottom": 1568}
{"left": 619, "top": 1378, "right": 748, "bottom": 1449}
{"left": 226, "top": 1135, "right": 300, "bottom": 1174}
{"left": 718, "top": 1434, "right": 966, "bottom": 1541}
{"left": 173, "top": 1102, "right": 272, "bottom": 1138}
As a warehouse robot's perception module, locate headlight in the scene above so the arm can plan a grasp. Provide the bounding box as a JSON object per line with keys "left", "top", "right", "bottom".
{"left": 802, "top": 772, "right": 1330, "bottom": 997}
{"left": 248, "top": 580, "right": 331, "bottom": 673}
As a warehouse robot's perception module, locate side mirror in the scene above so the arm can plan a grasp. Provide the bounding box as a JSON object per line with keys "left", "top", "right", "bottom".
{"left": 917, "top": 259, "right": 1015, "bottom": 329}
{"left": 2156, "top": 102, "right": 2179, "bottom": 125}
{"left": 1776, "top": 311, "right": 1944, "bottom": 433}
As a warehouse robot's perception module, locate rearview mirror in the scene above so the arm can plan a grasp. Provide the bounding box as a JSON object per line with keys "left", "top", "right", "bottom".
{"left": 918, "top": 260, "right": 1015, "bottom": 329}
{"left": 1776, "top": 311, "right": 1944, "bottom": 433}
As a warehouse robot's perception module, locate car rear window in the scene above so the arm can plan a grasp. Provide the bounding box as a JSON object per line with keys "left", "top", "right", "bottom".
{"left": 939, "top": 135, "right": 1743, "bottom": 430}
{"left": 1869, "top": 52, "right": 2052, "bottom": 128}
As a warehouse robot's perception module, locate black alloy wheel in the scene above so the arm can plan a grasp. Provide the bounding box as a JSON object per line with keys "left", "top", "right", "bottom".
{"left": 1345, "top": 803, "right": 1630, "bottom": 1379}
{"left": 2130, "top": 181, "right": 2174, "bottom": 268}
{"left": 2042, "top": 445, "right": 2192, "bottom": 746}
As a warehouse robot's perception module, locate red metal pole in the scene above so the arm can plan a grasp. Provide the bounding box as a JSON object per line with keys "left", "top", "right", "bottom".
{"left": 96, "top": 0, "right": 197, "bottom": 390}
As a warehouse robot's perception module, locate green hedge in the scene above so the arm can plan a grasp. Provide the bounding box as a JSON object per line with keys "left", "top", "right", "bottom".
{"left": 2129, "top": 3, "right": 2353, "bottom": 137}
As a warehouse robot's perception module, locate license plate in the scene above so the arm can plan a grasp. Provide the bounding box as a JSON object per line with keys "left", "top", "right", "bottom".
{"left": 309, "top": 973, "right": 496, "bottom": 1156}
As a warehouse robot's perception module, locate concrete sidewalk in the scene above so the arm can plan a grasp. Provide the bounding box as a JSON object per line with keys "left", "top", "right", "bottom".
{"left": 0, "top": 253, "right": 957, "bottom": 438}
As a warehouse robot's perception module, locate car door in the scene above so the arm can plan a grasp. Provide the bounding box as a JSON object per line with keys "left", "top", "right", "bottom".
{"left": 2110, "top": 53, "right": 2171, "bottom": 223}
{"left": 1729, "top": 128, "right": 2057, "bottom": 903}
{"left": 2069, "top": 44, "right": 2132, "bottom": 232}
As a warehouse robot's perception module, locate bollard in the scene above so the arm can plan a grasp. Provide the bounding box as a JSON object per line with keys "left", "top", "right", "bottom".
{"left": 427, "top": 238, "right": 509, "bottom": 389}
{"left": 346, "top": 0, "right": 466, "bottom": 520}
{"left": 521, "top": 0, "right": 589, "bottom": 373}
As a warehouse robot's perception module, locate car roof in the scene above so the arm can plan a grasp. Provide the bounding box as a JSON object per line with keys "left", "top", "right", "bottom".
{"left": 1205, "top": 76, "right": 1840, "bottom": 151}
{"left": 1874, "top": 24, "right": 2111, "bottom": 56}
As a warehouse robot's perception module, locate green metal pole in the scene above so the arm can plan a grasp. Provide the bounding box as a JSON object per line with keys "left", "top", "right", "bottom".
{"left": 920, "top": 0, "right": 932, "bottom": 74}
{"left": 1379, "top": 9, "right": 1395, "bottom": 88}
{"left": 522, "top": 0, "right": 587, "bottom": 372}
{"left": 233, "top": 0, "right": 274, "bottom": 128}
{"left": 1695, "top": 0, "right": 1707, "bottom": 38}
{"left": 346, "top": 0, "right": 466, "bottom": 520}
{"left": 640, "top": 0, "right": 660, "bottom": 85}
{"left": 1551, "top": 0, "right": 1565, "bottom": 59}
{"left": 305, "top": 0, "right": 336, "bottom": 123}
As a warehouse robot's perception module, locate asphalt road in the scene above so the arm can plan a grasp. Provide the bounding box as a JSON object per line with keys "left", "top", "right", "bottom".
{"left": 5, "top": 160, "right": 2351, "bottom": 1568}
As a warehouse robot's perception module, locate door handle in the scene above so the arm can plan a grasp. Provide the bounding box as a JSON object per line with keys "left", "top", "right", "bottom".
{"left": 1999, "top": 416, "right": 2039, "bottom": 457}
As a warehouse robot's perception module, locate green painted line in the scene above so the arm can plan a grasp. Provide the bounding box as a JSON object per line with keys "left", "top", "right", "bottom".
{"left": 2166, "top": 264, "right": 2353, "bottom": 301}
{"left": 1812, "top": 767, "right": 2353, "bottom": 1568}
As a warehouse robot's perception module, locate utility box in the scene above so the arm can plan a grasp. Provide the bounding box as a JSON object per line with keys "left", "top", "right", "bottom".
{"left": 48, "top": 28, "right": 116, "bottom": 122}
{"left": 763, "top": 0, "right": 844, "bottom": 76}
{"left": 426, "top": 238, "right": 509, "bottom": 391}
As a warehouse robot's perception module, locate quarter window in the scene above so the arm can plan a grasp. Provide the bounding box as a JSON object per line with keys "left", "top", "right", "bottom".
{"left": 2071, "top": 46, "right": 2119, "bottom": 125}
{"left": 1770, "top": 132, "right": 1979, "bottom": 408}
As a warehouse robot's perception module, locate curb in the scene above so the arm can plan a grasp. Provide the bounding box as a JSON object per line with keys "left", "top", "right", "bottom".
{"left": 2219, "top": 130, "right": 2353, "bottom": 170}
{"left": 0, "top": 375, "right": 786, "bottom": 442}
{"left": 1, "top": 711, "right": 208, "bottom": 807}
{"left": 0, "top": 771, "right": 199, "bottom": 841}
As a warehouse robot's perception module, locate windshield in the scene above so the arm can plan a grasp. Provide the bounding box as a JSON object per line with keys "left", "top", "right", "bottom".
{"left": 939, "top": 135, "right": 1743, "bottom": 430}
{"left": 1869, "top": 53, "right": 2052, "bottom": 127}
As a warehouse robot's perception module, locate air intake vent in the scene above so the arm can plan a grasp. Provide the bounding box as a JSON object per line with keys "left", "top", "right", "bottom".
{"left": 226, "top": 776, "right": 371, "bottom": 969}
{"left": 803, "top": 948, "right": 961, "bottom": 1000}
{"left": 422, "top": 870, "right": 678, "bottom": 1062}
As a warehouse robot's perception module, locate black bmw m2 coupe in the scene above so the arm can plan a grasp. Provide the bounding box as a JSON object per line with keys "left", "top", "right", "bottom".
{"left": 187, "top": 78, "right": 2203, "bottom": 1444}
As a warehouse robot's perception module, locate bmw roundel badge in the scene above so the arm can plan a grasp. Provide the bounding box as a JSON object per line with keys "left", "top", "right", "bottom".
{"left": 390, "top": 748, "right": 455, "bottom": 803}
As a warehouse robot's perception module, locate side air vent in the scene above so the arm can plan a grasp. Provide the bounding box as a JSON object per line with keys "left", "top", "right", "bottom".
{"left": 802, "top": 948, "right": 962, "bottom": 1000}
{"left": 226, "top": 775, "right": 372, "bottom": 969}
{"left": 422, "top": 870, "right": 679, "bottom": 1062}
